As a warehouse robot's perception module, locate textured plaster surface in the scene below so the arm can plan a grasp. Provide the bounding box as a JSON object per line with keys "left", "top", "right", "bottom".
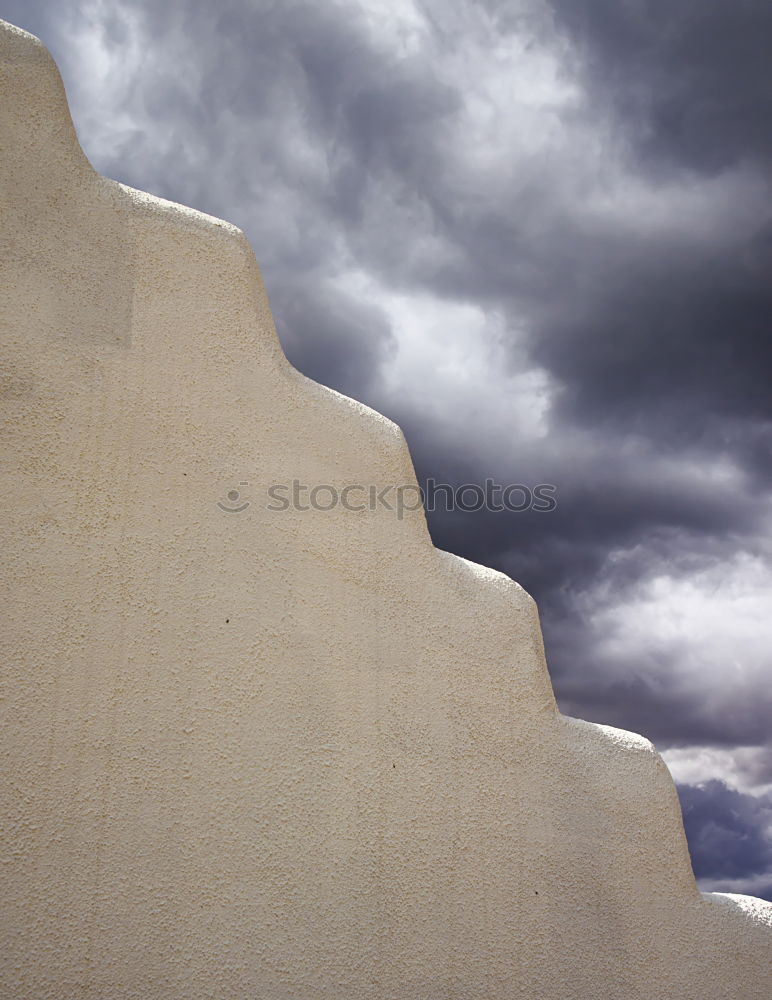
{"left": 1, "top": 20, "right": 771, "bottom": 1000}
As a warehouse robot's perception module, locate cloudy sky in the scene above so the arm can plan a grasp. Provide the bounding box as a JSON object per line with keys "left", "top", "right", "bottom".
{"left": 5, "top": 0, "right": 772, "bottom": 900}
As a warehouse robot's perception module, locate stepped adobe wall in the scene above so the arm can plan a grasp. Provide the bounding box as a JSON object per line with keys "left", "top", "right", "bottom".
{"left": 1, "top": 20, "right": 771, "bottom": 1000}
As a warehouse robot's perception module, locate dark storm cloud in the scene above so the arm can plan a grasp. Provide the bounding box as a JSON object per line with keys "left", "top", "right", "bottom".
{"left": 529, "top": 231, "right": 772, "bottom": 439}
{"left": 271, "top": 277, "right": 396, "bottom": 399}
{"left": 677, "top": 780, "right": 772, "bottom": 898}
{"left": 559, "top": 664, "right": 772, "bottom": 750}
{"left": 4, "top": 0, "right": 771, "bottom": 896}
{"left": 546, "top": 0, "right": 772, "bottom": 173}
{"left": 407, "top": 424, "right": 760, "bottom": 596}
{"left": 523, "top": 1, "right": 772, "bottom": 476}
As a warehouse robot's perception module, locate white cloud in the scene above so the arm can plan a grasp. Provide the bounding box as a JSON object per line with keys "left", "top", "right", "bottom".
{"left": 663, "top": 745, "right": 772, "bottom": 796}
{"left": 55, "top": 1, "right": 148, "bottom": 170}
{"left": 336, "top": 268, "right": 554, "bottom": 440}
{"left": 357, "top": 0, "right": 430, "bottom": 58}
{"left": 580, "top": 550, "right": 772, "bottom": 725}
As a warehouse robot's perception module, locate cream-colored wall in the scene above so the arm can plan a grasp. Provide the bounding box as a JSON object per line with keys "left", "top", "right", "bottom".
{"left": 1, "top": 20, "right": 770, "bottom": 1000}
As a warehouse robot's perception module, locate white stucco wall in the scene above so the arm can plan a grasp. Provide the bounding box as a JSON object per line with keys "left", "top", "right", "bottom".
{"left": 1, "top": 20, "right": 770, "bottom": 999}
